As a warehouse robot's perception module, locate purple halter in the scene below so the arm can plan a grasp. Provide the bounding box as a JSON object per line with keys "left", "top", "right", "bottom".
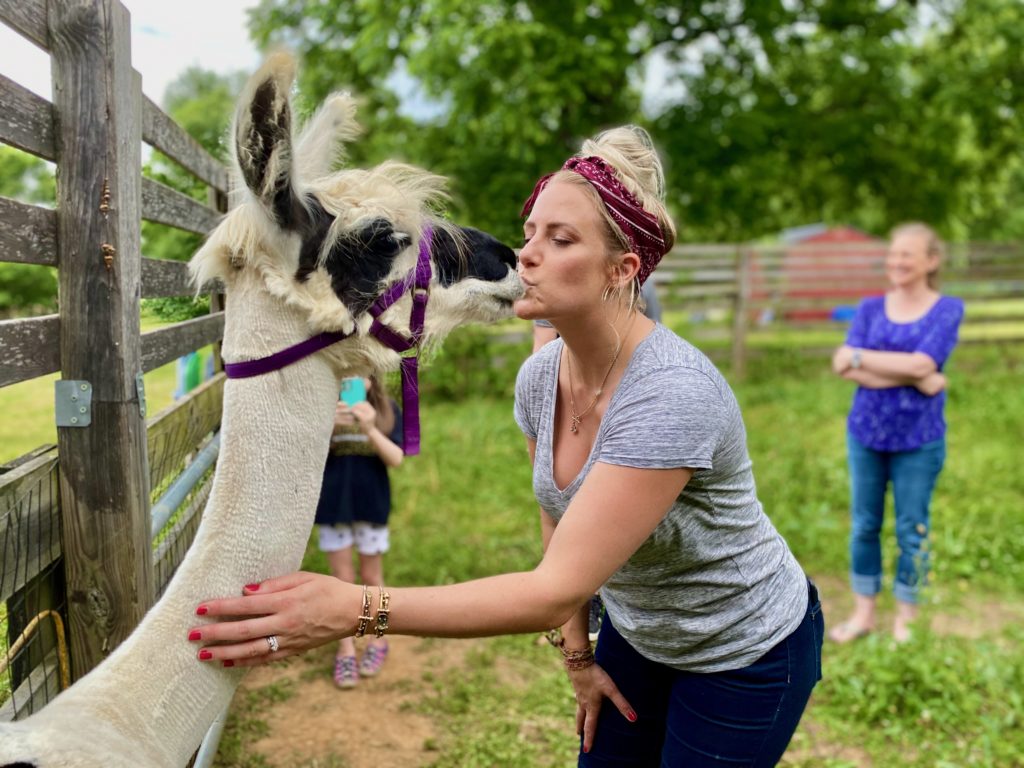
{"left": 223, "top": 225, "right": 434, "bottom": 456}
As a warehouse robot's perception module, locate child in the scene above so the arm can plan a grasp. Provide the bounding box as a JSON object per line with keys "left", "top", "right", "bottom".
{"left": 314, "top": 375, "right": 403, "bottom": 688}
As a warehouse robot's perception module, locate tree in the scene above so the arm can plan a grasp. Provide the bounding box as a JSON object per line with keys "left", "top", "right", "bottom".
{"left": 140, "top": 67, "right": 246, "bottom": 321}
{"left": 0, "top": 147, "right": 57, "bottom": 317}
{"left": 248, "top": 0, "right": 1024, "bottom": 243}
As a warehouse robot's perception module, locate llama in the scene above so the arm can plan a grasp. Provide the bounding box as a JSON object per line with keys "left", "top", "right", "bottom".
{"left": 0, "top": 53, "right": 522, "bottom": 768}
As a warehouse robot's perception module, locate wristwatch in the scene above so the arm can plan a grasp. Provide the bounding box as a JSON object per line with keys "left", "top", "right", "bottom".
{"left": 850, "top": 349, "right": 863, "bottom": 369}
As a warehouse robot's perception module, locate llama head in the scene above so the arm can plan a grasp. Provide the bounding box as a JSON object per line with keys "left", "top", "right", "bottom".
{"left": 190, "top": 52, "right": 522, "bottom": 374}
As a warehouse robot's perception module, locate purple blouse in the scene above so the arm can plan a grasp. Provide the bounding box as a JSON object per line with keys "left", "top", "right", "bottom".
{"left": 845, "top": 294, "right": 964, "bottom": 452}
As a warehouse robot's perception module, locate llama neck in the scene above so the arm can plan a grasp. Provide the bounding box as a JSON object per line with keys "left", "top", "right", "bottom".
{"left": 21, "top": 281, "right": 341, "bottom": 767}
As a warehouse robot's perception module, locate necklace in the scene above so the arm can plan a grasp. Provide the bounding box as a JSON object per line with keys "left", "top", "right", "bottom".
{"left": 565, "top": 335, "right": 624, "bottom": 435}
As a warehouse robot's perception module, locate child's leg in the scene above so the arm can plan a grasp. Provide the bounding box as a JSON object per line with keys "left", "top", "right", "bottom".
{"left": 354, "top": 523, "right": 390, "bottom": 676}
{"left": 318, "top": 524, "right": 357, "bottom": 658}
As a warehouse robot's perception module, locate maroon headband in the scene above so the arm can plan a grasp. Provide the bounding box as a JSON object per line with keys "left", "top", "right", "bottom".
{"left": 520, "top": 155, "right": 668, "bottom": 286}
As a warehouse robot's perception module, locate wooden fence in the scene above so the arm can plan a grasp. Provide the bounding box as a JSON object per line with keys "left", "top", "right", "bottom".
{"left": 653, "top": 240, "right": 1024, "bottom": 376}
{"left": 0, "top": 0, "right": 228, "bottom": 721}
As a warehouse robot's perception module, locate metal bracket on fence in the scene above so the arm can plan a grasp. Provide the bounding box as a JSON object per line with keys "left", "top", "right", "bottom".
{"left": 55, "top": 380, "right": 92, "bottom": 427}
{"left": 136, "top": 372, "right": 147, "bottom": 418}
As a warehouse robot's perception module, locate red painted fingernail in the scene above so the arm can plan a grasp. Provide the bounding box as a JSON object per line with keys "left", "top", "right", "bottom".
{"left": 198, "top": 650, "right": 213, "bottom": 660}
{"left": 196, "top": 605, "right": 208, "bottom": 615}
{"left": 244, "top": 583, "right": 260, "bottom": 592}
{"left": 627, "top": 710, "right": 637, "bottom": 722}
{"left": 583, "top": 746, "right": 589, "bottom": 754}
{"left": 222, "top": 660, "right": 235, "bottom": 668}
{"left": 188, "top": 630, "right": 201, "bottom": 641}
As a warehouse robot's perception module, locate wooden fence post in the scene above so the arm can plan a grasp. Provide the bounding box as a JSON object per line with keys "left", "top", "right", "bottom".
{"left": 731, "top": 246, "right": 751, "bottom": 379}
{"left": 49, "top": 0, "right": 153, "bottom": 680}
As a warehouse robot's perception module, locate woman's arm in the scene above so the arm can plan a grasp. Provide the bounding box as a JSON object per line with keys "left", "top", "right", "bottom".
{"left": 837, "top": 353, "right": 947, "bottom": 395}
{"left": 188, "top": 462, "right": 691, "bottom": 656}
{"left": 833, "top": 344, "right": 937, "bottom": 381}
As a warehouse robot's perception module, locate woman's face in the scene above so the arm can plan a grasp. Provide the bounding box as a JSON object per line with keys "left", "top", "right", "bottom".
{"left": 515, "top": 181, "right": 611, "bottom": 322}
{"left": 886, "top": 230, "right": 938, "bottom": 289}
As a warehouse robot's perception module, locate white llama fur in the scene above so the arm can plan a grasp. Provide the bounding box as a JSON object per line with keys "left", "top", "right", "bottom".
{"left": 0, "top": 52, "right": 521, "bottom": 767}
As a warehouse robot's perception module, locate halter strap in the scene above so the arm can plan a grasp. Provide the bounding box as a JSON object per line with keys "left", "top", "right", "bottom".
{"left": 223, "top": 224, "right": 435, "bottom": 455}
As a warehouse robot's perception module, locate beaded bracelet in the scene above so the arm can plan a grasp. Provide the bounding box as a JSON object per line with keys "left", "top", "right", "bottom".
{"left": 354, "top": 584, "right": 372, "bottom": 638}
{"left": 560, "top": 645, "right": 596, "bottom": 672}
{"left": 373, "top": 587, "right": 391, "bottom": 638}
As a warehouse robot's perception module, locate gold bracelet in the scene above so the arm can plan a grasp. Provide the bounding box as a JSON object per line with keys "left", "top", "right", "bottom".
{"left": 560, "top": 644, "right": 595, "bottom": 672}
{"left": 355, "top": 584, "right": 372, "bottom": 638}
{"left": 373, "top": 586, "right": 391, "bottom": 638}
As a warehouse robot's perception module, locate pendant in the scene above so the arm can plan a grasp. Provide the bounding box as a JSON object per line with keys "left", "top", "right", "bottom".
{"left": 570, "top": 414, "right": 581, "bottom": 434}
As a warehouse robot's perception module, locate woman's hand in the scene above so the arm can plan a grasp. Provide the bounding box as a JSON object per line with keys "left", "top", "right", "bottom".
{"left": 350, "top": 400, "right": 379, "bottom": 433}
{"left": 915, "top": 371, "right": 947, "bottom": 396}
{"left": 569, "top": 663, "right": 637, "bottom": 754}
{"left": 187, "top": 572, "right": 357, "bottom": 667}
{"left": 832, "top": 345, "right": 854, "bottom": 374}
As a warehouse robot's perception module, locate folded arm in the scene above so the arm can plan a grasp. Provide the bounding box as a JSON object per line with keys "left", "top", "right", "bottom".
{"left": 833, "top": 345, "right": 945, "bottom": 394}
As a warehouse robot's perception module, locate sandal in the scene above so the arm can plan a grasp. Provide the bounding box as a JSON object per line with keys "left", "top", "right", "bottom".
{"left": 828, "top": 620, "right": 872, "bottom": 644}
{"left": 359, "top": 642, "right": 389, "bottom": 678}
{"left": 333, "top": 654, "right": 358, "bottom": 689}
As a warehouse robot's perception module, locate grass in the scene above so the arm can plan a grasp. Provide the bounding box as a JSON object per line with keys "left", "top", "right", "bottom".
{"left": 250, "top": 341, "right": 1024, "bottom": 767}
{"left": 3, "top": 318, "right": 1022, "bottom": 764}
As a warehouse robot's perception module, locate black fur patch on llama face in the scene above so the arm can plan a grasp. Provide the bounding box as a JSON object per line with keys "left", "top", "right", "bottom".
{"left": 295, "top": 201, "right": 409, "bottom": 317}
{"left": 430, "top": 226, "right": 517, "bottom": 286}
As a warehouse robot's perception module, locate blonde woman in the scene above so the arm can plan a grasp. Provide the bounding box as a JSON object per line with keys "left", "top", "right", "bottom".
{"left": 830, "top": 223, "right": 964, "bottom": 643}
{"left": 191, "top": 127, "right": 821, "bottom": 766}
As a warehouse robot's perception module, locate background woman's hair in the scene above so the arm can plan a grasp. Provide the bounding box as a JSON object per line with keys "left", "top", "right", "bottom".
{"left": 890, "top": 221, "right": 944, "bottom": 288}
{"left": 367, "top": 374, "right": 396, "bottom": 434}
{"left": 552, "top": 125, "right": 676, "bottom": 300}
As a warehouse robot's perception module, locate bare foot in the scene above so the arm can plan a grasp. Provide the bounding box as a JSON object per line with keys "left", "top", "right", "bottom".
{"left": 828, "top": 619, "right": 873, "bottom": 644}
{"left": 893, "top": 602, "right": 918, "bottom": 643}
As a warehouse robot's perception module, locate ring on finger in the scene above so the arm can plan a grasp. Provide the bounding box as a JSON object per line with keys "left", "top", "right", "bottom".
{"left": 265, "top": 635, "right": 279, "bottom": 654}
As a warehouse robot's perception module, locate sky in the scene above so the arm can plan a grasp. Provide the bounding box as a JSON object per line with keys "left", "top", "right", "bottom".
{"left": 0, "top": 0, "right": 261, "bottom": 106}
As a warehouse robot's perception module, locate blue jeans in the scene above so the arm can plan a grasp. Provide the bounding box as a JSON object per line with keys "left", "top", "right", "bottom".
{"left": 579, "top": 581, "right": 823, "bottom": 767}
{"left": 847, "top": 433, "right": 946, "bottom": 604}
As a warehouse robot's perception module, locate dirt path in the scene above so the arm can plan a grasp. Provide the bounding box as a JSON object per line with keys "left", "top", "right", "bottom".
{"left": 226, "top": 579, "right": 1023, "bottom": 767}
{"left": 232, "top": 635, "right": 487, "bottom": 768}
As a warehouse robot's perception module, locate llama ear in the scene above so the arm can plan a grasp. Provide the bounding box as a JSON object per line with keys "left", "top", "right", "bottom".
{"left": 293, "top": 92, "right": 361, "bottom": 182}
{"left": 233, "top": 53, "right": 302, "bottom": 228}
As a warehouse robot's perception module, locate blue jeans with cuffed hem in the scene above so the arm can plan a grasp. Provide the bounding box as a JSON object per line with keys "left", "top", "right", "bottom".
{"left": 578, "top": 581, "right": 823, "bottom": 767}
{"left": 847, "top": 433, "right": 946, "bottom": 604}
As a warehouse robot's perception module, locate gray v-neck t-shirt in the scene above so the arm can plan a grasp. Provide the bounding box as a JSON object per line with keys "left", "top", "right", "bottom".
{"left": 514, "top": 324, "right": 807, "bottom": 672}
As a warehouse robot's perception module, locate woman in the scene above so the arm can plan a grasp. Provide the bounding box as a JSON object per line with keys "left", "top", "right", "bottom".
{"left": 189, "top": 126, "right": 822, "bottom": 766}
{"left": 830, "top": 223, "right": 963, "bottom": 644}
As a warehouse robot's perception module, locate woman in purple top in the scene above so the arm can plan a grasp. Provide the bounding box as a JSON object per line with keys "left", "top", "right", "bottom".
{"left": 830, "top": 222, "right": 964, "bottom": 643}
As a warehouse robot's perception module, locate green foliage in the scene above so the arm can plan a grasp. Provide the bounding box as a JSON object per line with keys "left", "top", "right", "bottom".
{"left": 140, "top": 295, "right": 210, "bottom": 324}
{"left": 140, "top": 66, "right": 243, "bottom": 322}
{"left": 815, "top": 628, "right": 1024, "bottom": 766}
{"left": 0, "top": 146, "right": 55, "bottom": 204}
{"left": 0, "top": 147, "right": 57, "bottom": 316}
{"left": 418, "top": 326, "right": 532, "bottom": 403}
{"left": 0, "top": 264, "right": 57, "bottom": 318}
{"left": 418, "top": 640, "right": 577, "bottom": 767}
{"left": 247, "top": 0, "right": 1024, "bottom": 244}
